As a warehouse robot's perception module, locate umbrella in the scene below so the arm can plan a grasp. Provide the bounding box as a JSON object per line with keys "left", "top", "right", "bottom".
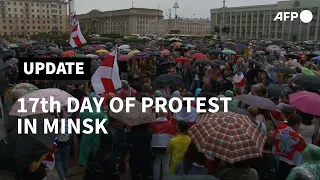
{"left": 118, "top": 44, "right": 130, "bottom": 50}
{"left": 96, "top": 49, "right": 108, "bottom": 54}
{"left": 86, "top": 54, "right": 99, "bottom": 59}
{"left": 146, "top": 51, "right": 160, "bottom": 56}
{"left": 171, "top": 42, "right": 183, "bottom": 47}
{"left": 32, "top": 45, "right": 46, "bottom": 50}
{"left": 307, "top": 51, "right": 320, "bottom": 59}
{"left": 208, "top": 49, "right": 222, "bottom": 55}
{"left": 201, "top": 48, "right": 211, "bottom": 53}
{"left": 266, "top": 55, "right": 277, "bottom": 63}
{"left": 194, "top": 60, "right": 219, "bottom": 67}
{"left": 266, "top": 45, "right": 281, "bottom": 54}
{"left": 311, "top": 56, "right": 320, "bottom": 62}
{"left": 186, "top": 44, "right": 195, "bottom": 48}
{"left": 168, "top": 38, "right": 182, "bottom": 42}
{"left": 61, "top": 50, "right": 76, "bottom": 58}
{"left": 127, "top": 49, "right": 140, "bottom": 56}
{"left": 0, "top": 120, "right": 56, "bottom": 171}
{"left": 289, "top": 91, "right": 320, "bottom": 116}
{"left": 274, "top": 67, "right": 296, "bottom": 74}
{"left": 237, "top": 95, "right": 277, "bottom": 110}
{"left": 72, "top": 54, "right": 87, "bottom": 58}
{"left": 9, "top": 88, "right": 73, "bottom": 117}
{"left": 292, "top": 75, "right": 320, "bottom": 90}
{"left": 156, "top": 74, "right": 183, "bottom": 87}
{"left": 222, "top": 42, "right": 237, "bottom": 50}
{"left": 109, "top": 100, "right": 155, "bottom": 127}
{"left": 192, "top": 53, "right": 208, "bottom": 60}
{"left": 8, "top": 44, "right": 19, "bottom": 48}
{"left": 221, "top": 49, "right": 236, "bottom": 55}
{"left": 119, "top": 55, "right": 131, "bottom": 62}
{"left": 284, "top": 52, "right": 300, "bottom": 59}
{"left": 267, "top": 84, "right": 290, "bottom": 100}
{"left": 248, "top": 59, "right": 263, "bottom": 68}
{"left": 30, "top": 50, "right": 45, "bottom": 55}
{"left": 255, "top": 50, "right": 265, "bottom": 55}
{"left": 51, "top": 80, "right": 89, "bottom": 86}
{"left": 5, "top": 58, "right": 19, "bottom": 67}
{"left": 176, "top": 57, "right": 190, "bottom": 63}
{"left": 159, "top": 61, "right": 176, "bottom": 66}
{"left": 160, "top": 49, "right": 170, "bottom": 56}
{"left": 130, "top": 52, "right": 149, "bottom": 59}
{"left": 188, "top": 112, "right": 266, "bottom": 164}
{"left": 301, "top": 67, "right": 315, "bottom": 76}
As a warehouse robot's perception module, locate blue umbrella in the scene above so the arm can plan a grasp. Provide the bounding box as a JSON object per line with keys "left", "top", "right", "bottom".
{"left": 311, "top": 56, "right": 320, "bottom": 62}
{"left": 208, "top": 49, "right": 222, "bottom": 55}
{"left": 222, "top": 49, "right": 236, "bottom": 55}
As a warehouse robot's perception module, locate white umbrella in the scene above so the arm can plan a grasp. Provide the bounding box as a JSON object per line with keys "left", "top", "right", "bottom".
{"left": 86, "top": 54, "right": 99, "bottom": 59}
{"left": 118, "top": 44, "right": 130, "bottom": 50}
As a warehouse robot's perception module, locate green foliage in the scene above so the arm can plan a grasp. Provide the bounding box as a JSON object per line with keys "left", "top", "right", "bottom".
{"left": 100, "top": 34, "right": 124, "bottom": 39}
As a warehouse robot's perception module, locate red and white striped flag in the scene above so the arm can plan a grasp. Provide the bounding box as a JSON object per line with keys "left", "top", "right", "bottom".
{"left": 91, "top": 48, "right": 122, "bottom": 94}
{"left": 69, "top": 13, "right": 87, "bottom": 48}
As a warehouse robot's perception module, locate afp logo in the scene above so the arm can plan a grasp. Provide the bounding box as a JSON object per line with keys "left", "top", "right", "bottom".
{"left": 273, "top": 10, "right": 313, "bottom": 23}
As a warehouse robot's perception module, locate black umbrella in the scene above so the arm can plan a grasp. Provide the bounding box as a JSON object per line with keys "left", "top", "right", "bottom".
{"left": 229, "top": 107, "right": 253, "bottom": 122}
{"left": 267, "top": 84, "right": 290, "bottom": 100}
{"left": 0, "top": 120, "right": 55, "bottom": 171}
{"left": 284, "top": 52, "right": 300, "bottom": 59}
{"left": 0, "top": 59, "right": 9, "bottom": 97}
{"left": 159, "top": 61, "right": 176, "bottom": 66}
{"left": 156, "top": 74, "right": 183, "bottom": 87}
{"left": 274, "top": 67, "right": 296, "bottom": 74}
{"left": 248, "top": 59, "right": 263, "bottom": 68}
{"left": 194, "top": 60, "right": 219, "bottom": 67}
{"left": 266, "top": 55, "right": 277, "bottom": 63}
{"left": 293, "top": 75, "right": 320, "bottom": 90}
{"left": 306, "top": 51, "right": 320, "bottom": 59}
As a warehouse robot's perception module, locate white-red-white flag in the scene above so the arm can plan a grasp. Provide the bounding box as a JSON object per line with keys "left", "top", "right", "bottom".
{"left": 69, "top": 13, "right": 86, "bottom": 47}
{"left": 91, "top": 48, "right": 122, "bottom": 94}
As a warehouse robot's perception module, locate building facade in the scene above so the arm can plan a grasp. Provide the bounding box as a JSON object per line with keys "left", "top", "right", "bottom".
{"left": 161, "top": 18, "right": 211, "bottom": 35}
{"left": 77, "top": 8, "right": 163, "bottom": 36}
{"left": 0, "top": 0, "right": 69, "bottom": 37}
{"left": 210, "top": 0, "right": 320, "bottom": 41}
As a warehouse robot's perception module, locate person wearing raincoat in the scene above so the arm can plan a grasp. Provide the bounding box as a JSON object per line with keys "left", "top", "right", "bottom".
{"left": 79, "top": 92, "right": 109, "bottom": 166}
{"left": 224, "top": 90, "right": 238, "bottom": 109}
{"left": 286, "top": 144, "right": 320, "bottom": 180}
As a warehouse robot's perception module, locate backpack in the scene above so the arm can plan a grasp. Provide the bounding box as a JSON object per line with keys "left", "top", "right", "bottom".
{"left": 258, "top": 153, "right": 279, "bottom": 180}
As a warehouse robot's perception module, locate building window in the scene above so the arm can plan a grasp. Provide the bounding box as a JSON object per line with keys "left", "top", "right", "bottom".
{"left": 47, "top": 21, "right": 49, "bottom": 23}
{"left": 37, "top": 3, "right": 39, "bottom": 7}
{"left": 43, "top": 21, "right": 45, "bottom": 24}
{"left": 59, "top": 10, "right": 61, "bottom": 14}
{"left": 7, "top": 8, "right": 10, "bottom": 11}
{"left": 25, "top": 3, "right": 29, "bottom": 6}
{"left": 21, "top": 14, "right": 23, "bottom": 18}
{"left": 51, "top": 9, "right": 57, "bottom": 13}
{"left": 43, "top": 26, "right": 45, "bottom": 29}
{"left": 60, "top": 26, "right": 62, "bottom": 29}
{"left": 48, "top": 26, "right": 50, "bottom": 29}
{"left": 59, "top": 5, "right": 61, "bottom": 9}
{"left": 31, "top": 9, "right": 34, "bottom": 12}
{"left": 42, "top": 10, "right": 45, "bottom": 13}
{"left": 47, "top": 15, "right": 49, "bottom": 18}
{"left": 32, "top": 15, "right": 34, "bottom": 18}
{"left": 60, "top": 21, "right": 62, "bottom": 24}
{"left": 38, "top": 20, "right": 40, "bottom": 23}
{"left": 33, "top": 26, "right": 35, "bottom": 29}
{"left": 2, "top": 20, "right": 5, "bottom": 23}
{"left": 9, "top": 20, "right": 11, "bottom": 23}
{"left": 1, "top": 14, "right": 5, "bottom": 18}
{"left": 46, "top": 4, "right": 49, "bottom": 8}
{"left": 43, "top": 15, "right": 45, "bottom": 18}
{"left": 3, "top": 26, "right": 6, "bottom": 29}
{"left": 32, "top": 20, "right": 35, "bottom": 23}
{"left": 21, "top": 26, "right": 24, "bottom": 29}
{"left": 51, "top": 4, "right": 57, "bottom": 8}
{"left": 47, "top": 10, "right": 49, "bottom": 14}
{"left": 26, "top": 15, "right": 29, "bottom": 19}
{"left": 27, "top": 26, "right": 29, "bottom": 29}
{"left": 37, "top": 9, "right": 39, "bottom": 12}
{"left": 21, "top": 20, "right": 23, "bottom": 23}
{"left": 42, "top": 4, "right": 44, "bottom": 7}
{"left": 8, "top": 14, "right": 11, "bottom": 17}
{"left": 20, "top": 9, "right": 23, "bottom": 12}
{"left": 27, "top": 20, "right": 29, "bottom": 23}
{"left": 6, "top": 1, "right": 9, "bottom": 5}
{"left": 13, "top": 2, "right": 16, "bottom": 5}
{"left": 31, "top": 3, "right": 33, "bottom": 6}
{"left": 9, "top": 26, "right": 12, "bottom": 29}
{"left": 38, "top": 26, "right": 40, "bottom": 29}
{"left": 37, "top": 15, "right": 40, "bottom": 18}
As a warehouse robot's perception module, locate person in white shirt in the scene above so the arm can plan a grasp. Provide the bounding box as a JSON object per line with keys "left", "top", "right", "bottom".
{"left": 299, "top": 112, "right": 316, "bottom": 144}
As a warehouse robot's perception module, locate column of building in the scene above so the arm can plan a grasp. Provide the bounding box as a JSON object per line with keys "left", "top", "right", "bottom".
{"left": 275, "top": 9, "right": 278, "bottom": 39}
{"left": 250, "top": 11, "right": 253, "bottom": 39}
{"left": 256, "top": 11, "right": 259, "bottom": 39}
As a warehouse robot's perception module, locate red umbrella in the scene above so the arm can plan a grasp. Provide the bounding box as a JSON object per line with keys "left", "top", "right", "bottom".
{"left": 192, "top": 53, "right": 208, "bottom": 60}
{"left": 61, "top": 50, "right": 76, "bottom": 58}
{"left": 188, "top": 112, "right": 266, "bottom": 164}
{"left": 289, "top": 91, "right": 320, "bottom": 116}
{"left": 176, "top": 57, "right": 190, "bottom": 63}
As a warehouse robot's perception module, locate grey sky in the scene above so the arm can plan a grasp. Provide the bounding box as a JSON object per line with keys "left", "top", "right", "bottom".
{"left": 75, "top": 0, "right": 279, "bottom": 18}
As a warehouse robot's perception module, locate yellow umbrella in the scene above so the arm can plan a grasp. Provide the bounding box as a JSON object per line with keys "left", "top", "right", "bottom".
{"left": 128, "top": 50, "right": 140, "bottom": 56}
{"left": 96, "top": 49, "right": 108, "bottom": 53}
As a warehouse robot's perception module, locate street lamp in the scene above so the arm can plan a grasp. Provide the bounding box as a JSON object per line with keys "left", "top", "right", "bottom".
{"left": 173, "top": 1, "right": 179, "bottom": 30}
{"left": 218, "top": 0, "right": 230, "bottom": 38}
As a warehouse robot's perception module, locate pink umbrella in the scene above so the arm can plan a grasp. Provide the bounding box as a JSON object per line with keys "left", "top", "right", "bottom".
{"left": 9, "top": 88, "right": 73, "bottom": 117}
{"left": 160, "top": 49, "right": 170, "bottom": 56}
{"left": 119, "top": 55, "right": 131, "bottom": 62}
{"left": 289, "top": 91, "right": 320, "bottom": 116}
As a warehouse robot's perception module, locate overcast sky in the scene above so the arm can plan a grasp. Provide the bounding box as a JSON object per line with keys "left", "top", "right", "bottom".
{"left": 74, "top": 0, "right": 280, "bottom": 19}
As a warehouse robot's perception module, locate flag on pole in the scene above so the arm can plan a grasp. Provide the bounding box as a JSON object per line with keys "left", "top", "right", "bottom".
{"left": 69, "top": 13, "right": 87, "bottom": 48}
{"left": 91, "top": 48, "right": 122, "bottom": 94}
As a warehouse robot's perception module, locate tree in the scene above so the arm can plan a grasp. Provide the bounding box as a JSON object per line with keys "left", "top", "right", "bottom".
{"left": 214, "top": 26, "right": 220, "bottom": 33}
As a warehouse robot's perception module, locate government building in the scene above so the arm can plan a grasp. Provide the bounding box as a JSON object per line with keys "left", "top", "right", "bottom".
{"left": 0, "top": 0, "right": 69, "bottom": 37}
{"left": 161, "top": 18, "right": 211, "bottom": 35}
{"left": 77, "top": 8, "right": 163, "bottom": 36}
{"left": 210, "top": 0, "right": 320, "bottom": 41}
